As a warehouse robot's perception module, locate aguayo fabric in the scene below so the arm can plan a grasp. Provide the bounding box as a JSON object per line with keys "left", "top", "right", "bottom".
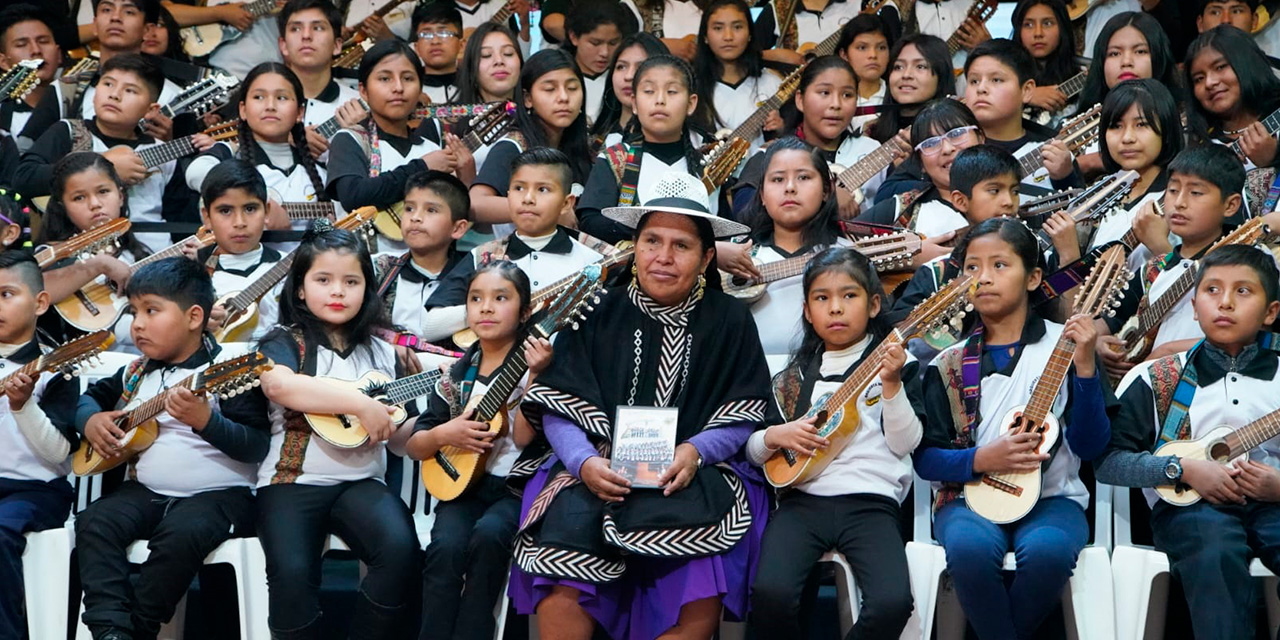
{"left": 510, "top": 281, "right": 774, "bottom": 637}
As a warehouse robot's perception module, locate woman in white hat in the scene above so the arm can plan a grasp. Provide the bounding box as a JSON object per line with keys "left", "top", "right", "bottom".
{"left": 509, "top": 172, "right": 775, "bottom": 640}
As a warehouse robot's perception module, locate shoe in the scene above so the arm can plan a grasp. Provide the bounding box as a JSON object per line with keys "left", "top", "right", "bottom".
{"left": 97, "top": 629, "right": 133, "bottom": 640}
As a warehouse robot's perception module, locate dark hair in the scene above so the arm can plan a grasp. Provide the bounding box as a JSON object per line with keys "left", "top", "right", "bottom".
{"left": 950, "top": 144, "right": 1020, "bottom": 198}
{"left": 99, "top": 52, "right": 164, "bottom": 102}
{"left": 589, "top": 32, "right": 669, "bottom": 143}
{"left": 910, "top": 98, "right": 981, "bottom": 152}
{"left": 277, "top": 221, "right": 390, "bottom": 350}
{"left": 627, "top": 54, "right": 709, "bottom": 174}
{"left": 1198, "top": 0, "right": 1260, "bottom": 14}
{"left": 788, "top": 247, "right": 886, "bottom": 373}
{"left": 405, "top": 170, "right": 470, "bottom": 223}
{"left": 125, "top": 256, "right": 215, "bottom": 324}
{"left": 237, "top": 63, "right": 329, "bottom": 201}
{"left": 511, "top": 147, "right": 574, "bottom": 195}
{"left": 412, "top": 1, "right": 463, "bottom": 33}
{"left": 0, "top": 189, "right": 32, "bottom": 249}
{"left": 692, "top": 0, "right": 765, "bottom": 129}
{"left": 953, "top": 217, "right": 1043, "bottom": 274}
{"left": 1196, "top": 243, "right": 1279, "bottom": 303}
{"left": 1098, "top": 78, "right": 1183, "bottom": 174}
{"left": 148, "top": 5, "right": 187, "bottom": 63}
{"left": 0, "top": 4, "right": 57, "bottom": 51}
{"left": 468, "top": 259, "right": 533, "bottom": 318}
{"left": 867, "top": 33, "right": 954, "bottom": 143}
{"left": 963, "top": 38, "right": 1036, "bottom": 85}
{"left": 92, "top": 0, "right": 161, "bottom": 24}
{"left": 836, "top": 13, "right": 893, "bottom": 64}
{"left": 201, "top": 158, "right": 268, "bottom": 207}
{"left": 358, "top": 39, "right": 427, "bottom": 86}
{"left": 0, "top": 249, "right": 44, "bottom": 297}
{"left": 1184, "top": 26, "right": 1280, "bottom": 144}
{"left": 565, "top": 0, "right": 637, "bottom": 57}
{"left": 634, "top": 210, "right": 722, "bottom": 290}
{"left": 514, "top": 48, "right": 593, "bottom": 184}
{"left": 1010, "top": 0, "right": 1077, "bottom": 86}
{"left": 745, "top": 137, "right": 841, "bottom": 248}
{"left": 39, "top": 152, "right": 152, "bottom": 259}
{"left": 1078, "top": 12, "right": 1183, "bottom": 110}
{"left": 1167, "top": 145, "right": 1246, "bottom": 200}
{"left": 277, "top": 0, "right": 342, "bottom": 35}
{"left": 456, "top": 22, "right": 524, "bottom": 103}
{"left": 780, "top": 55, "right": 856, "bottom": 133}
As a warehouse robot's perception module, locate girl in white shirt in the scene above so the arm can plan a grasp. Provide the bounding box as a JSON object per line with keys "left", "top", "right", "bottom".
{"left": 691, "top": 0, "right": 783, "bottom": 145}
{"left": 837, "top": 14, "right": 892, "bottom": 135}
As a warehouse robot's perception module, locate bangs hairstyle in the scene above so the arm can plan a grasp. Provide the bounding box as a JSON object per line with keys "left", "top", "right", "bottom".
{"left": 151, "top": 6, "right": 188, "bottom": 63}
{"left": 277, "top": 0, "right": 342, "bottom": 35}
{"left": 1010, "top": 0, "right": 1077, "bottom": 86}
{"left": 950, "top": 144, "right": 1020, "bottom": 198}
{"left": 626, "top": 54, "right": 709, "bottom": 173}
{"left": 514, "top": 49, "right": 593, "bottom": 184}
{"left": 866, "top": 33, "right": 954, "bottom": 143}
{"left": 910, "top": 98, "right": 981, "bottom": 152}
{"left": 125, "top": 256, "right": 215, "bottom": 324}
{"left": 745, "top": 137, "right": 841, "bottom": 248}
{"left": 1078, "top": 11, "right": 1182, "bottom": 110}
{"left": 1098, "top": 78, "right": 1183, "bottom": 174}
{"left": 953, "top": 216, "right": 1044, "bottom": 274}
{"left": 564, "top": 0, "right": 638, "bottom": 56}
{"left": 1168, "top": 144, "right": 1245, "bottom": 200}
{"left": 99, "top": 52, "right": 164, "bottom": 103}
{"left": 634, "top": 210, "right": 722, "bottom": 290}
{"left": 201, "top": 158, "right": 268, "bottom": 208}
{"left": 405, "top": 170, "right": 470, "bottom": 223}
{"left": 468, "top": 259, "right": 533, "bottom": 317}
{"left": 836, "top": 13, "right": 893, "bottom": 64}
{"left": 456, "top": 22, "right": 524, "bottom": 103}
{"left": 1196, "top": 244, "right": 1279, "bottom": 303}
{"left": 0, "top": 249, "right": 44, "bottom": 297}
{"left": 39, "top": 152, "right": 152, "bottom": 259}
{"left": 511, "top": 147, "right": 574, "bottom": 195}
{"left": 358, "top": 39, "right": 427, "bottom": 86}
{"left": 0, "top": 4, "right": 56, "bottom": 50}
{"left": 780, "top": 55, "right": 856, "bottom": 133}
{"left": 963, "top": 38, "right": 1036, "bottom": 85}
{"left": 788, "top": 246, "right": 886, "bottom": 373}
{"left": 277, "top": 221, "right": 390, "bottom": 352}
{"left": 412, "top": 1, "right": 463, "bottom": 32}
{"left": 589, "top": 32, "right": 669, "bottom": 143}
{"left": 1184, "top": 26, "right": 1280, "bottom": 143}
{"left": 237, "top": 63, "right": 328, "bottom": 202}
{"left": 693, "top": 0, "right": 765, "bottom": 129}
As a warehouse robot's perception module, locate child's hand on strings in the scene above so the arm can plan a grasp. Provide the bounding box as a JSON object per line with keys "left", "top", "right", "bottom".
{"left": 206, "top": 303, "right": 229, "bottom": 333}
{"left": 1132, "top": 200, "right": 1172, "bottom": 255}
{"left": 1027, "top": 86, "right": 1068, "bottom": 113}
{"left": 141, "top": 104, "right": 174, "bottom": 142}
{"left": 953, "top": 17, "right": 992, "bottom": 51}
{"left": 880, "top": 342, "right": 907, "bottom": 398}
{"left": 90, "top": 254, "right": 132, "bottom": 292}
{"left": 716, "top": 239, "right": 761, "bottom": 281}
{"left": 1064, "top": 313, "right": 1098, "bottom": 378}
{"left": 84, "top": 411, "right": 129, "bottom": 459}
{"left": 1040, "top": 139, "right": 1074, "bottom": 181}
{"left": 434, "top": 409, "right": 495, "bottom": 453}
{"left": 525, "top": 337, "right": 553, "bottom": 378}
{"left": 1182, "top": 458, "right": 1245, "bottom": 505}
{"left": 3, "top": 372, "right": 36, "bottom": 411}
{"left": 166, "top": 387, "right": 212, "bottom": 431}
{"left": 1236, "top": 460, "right": 1280, "bottom": 503}
{"left": 103, "top": 147, "right": 149, "bottom": 185}
{"left": 763, "top": 415, "right": 828, "bottom": 457}
{"left": 358, "top": 397, "right": 399, "bottom": 443}
{"left": 974, "top": 431, "right": 1048, "bottom": 474}
{"left": 1097, "top": 334, "right": 1135, "bottom": 381}
{"left": 1237, "top": 121, "right": 1279, "bottom": 168}
{"left": 335, "top": 98, "right": 369, "bottom": 129}
{"left": 917, "top": 231, "right": 957, "bottom": 266}
{"left": 1042, "top": 210, "right": 1080, "bottom": 264}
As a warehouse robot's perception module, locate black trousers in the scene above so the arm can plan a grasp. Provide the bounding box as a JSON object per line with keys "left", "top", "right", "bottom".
{"left": 74, "top": 481, "right": 254, "bottom": 640}
{"left": 750, "top": 492, "right": 913, "bottom": 640}
{"left": 256, "top": 479, "right": 418, "bottom": 640}
{"left": 420, "top": 474, "right": 520, "bottom": 640}
{"left": 0, "top": 477, "right": 73, "bottom": 640}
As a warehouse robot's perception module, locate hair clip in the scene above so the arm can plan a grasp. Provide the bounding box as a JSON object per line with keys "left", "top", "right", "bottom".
{"left": 302, "top": 218, "right": 337, "bottom": 241}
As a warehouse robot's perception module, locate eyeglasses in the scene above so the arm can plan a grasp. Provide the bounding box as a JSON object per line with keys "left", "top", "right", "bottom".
{"left": 417, "top": 30, "right": 460, "bottom": 41}
{"left": 914, "top": 125, "right": 979, "bottom": 156}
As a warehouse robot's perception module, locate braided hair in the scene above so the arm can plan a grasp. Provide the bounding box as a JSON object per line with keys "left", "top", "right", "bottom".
{"left": 237, "top": 63, "right": 329, "bottom": 202}
{"left": 39, "top": 152, "right": 152, "bottom": 259}
{"left": 624, "top": 54, "right": 707, "bottom": 176}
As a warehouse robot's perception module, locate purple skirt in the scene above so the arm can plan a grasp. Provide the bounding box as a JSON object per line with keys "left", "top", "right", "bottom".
{"left": 509, "top": 457, "right": 769, "bottom": 640}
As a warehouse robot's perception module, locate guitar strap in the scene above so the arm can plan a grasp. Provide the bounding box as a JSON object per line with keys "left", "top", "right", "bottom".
{"left": 604, "top": 141, "right": 643, "bottom": 207}
{"left": 1154, "top": 333, "right": 1280, "bottom": 447}
{"left": 1264, "top": 170, "right": 1280, "bottom": 215}
{"left": 376, "top": 252, "right": 411, "bottom": 302}
{"left": 117, "top": 357, "right": 149, "bottom": 407}
{"left": 639, "top": 0, "right": 666, "bottom": 38}
{"left": 68, "top": 119, "right": 93, "bottom": 154}
{"left": 894, "top": 188, "right": 926, "bottom": 230}
{"left": 774, "top": 0, "right": 800, "bottom": 50}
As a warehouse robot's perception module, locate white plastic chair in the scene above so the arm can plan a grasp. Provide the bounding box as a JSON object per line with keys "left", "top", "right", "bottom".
{"left": 1110, "top": 486, "right": 1280, "bottom": 640}
{"left": 908, "top": 474, "right": 1115, "bottom": 640}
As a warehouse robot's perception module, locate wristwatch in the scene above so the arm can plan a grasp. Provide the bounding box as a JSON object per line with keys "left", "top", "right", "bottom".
{"left": 1164, "top": 457, "right": 1183, "bottom": 483}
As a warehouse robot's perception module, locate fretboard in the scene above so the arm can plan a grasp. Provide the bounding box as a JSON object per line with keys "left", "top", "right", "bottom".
{"left": 1228, "top": 107, "right": 1280, "bottom": 158}
{"left": 227, "top": 253, "right": 297, "bottom": 314}
{"left": 1023, "top": 338, "right": 1075, "bottom": 425}
{"left": 0, "top": 359, "right": 41, "bottom": 387}
{"left": 488, "top": 0, "right": 516, "bottom": 26}
{"left": 531, "top": 250, "right": 632, "bottom": 306}
{"left": 246, "top": 0, "right": 276, "bottom": 18}
{"left": 816, "top": 329, "right": 904, "bottom": 415}
{"left": 1057, "top": 72, "right": 1088, "bottom": 100}
{"left": 1131, "top": 266, "right": 1194, "bottom": 343}
{"left": 1226, "top": 407, "right": 1280, "bottom": 459}
{"left": 123, "top": 372, "right": 198, "bottom": 431}
{"left": 473, "top": 342, "right": 529, "bottom": 422}
{"left": 132, "top": 235, "right": 201, "bottom": 272}
{"left": 137, "top": 136, "right": 202, "bottom": 169}
{"left": 282, "top": 201, "right": 337, "bottom": 220}
{"left": 384, "top": 369, "right": 444, "bottom": 406}
{"left": 835, "top": 140, "right": 901, "bottom": 194}
{"left": 946, "top": 0, "right": 993, "bottom": 55}
{"left": 314, "top": 98, "right": 370, "bottom": 139}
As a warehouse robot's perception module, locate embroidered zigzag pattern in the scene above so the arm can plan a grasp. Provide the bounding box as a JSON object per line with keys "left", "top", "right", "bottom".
{"left": 655, "top": 327, "right": 686, "bottom": 406}
{"left": 705, "top": 399, "right": 768, "bottom": 429}
{"left": 519, "top": 471, "right": 579, "bottom": 530}
{"left": 600, "top": 470, "right": 751, "bottom": 557}
{"left": 513, "top": 532, "right": 626, "bottom": 583}
{"left": 525, "top": 385, "right": 612, "bottom": 440}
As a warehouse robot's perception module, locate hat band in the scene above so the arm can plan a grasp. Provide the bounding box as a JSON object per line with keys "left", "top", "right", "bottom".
{"left": 641, "top": 197, "right": 712, "bottom": 215}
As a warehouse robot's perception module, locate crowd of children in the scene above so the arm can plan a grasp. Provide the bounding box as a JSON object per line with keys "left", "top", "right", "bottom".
{"left": 3, "top": 0, "right": 1280, "bottom": 638}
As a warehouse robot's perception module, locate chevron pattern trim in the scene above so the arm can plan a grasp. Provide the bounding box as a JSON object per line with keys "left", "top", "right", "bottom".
{"left": 519, "top": 471, "right": 580, "bottom": 531}
{"left": 513, "top": 533, "right": 627, "bottom": 583}
{"left": 509, "top": 451, "right": 549, "bottom": 479}
{"left": 705, "top": 398, "right": 768, "bottom": 429}
{"left": 655, "top": 326, "right": 687, "bottom": 406}
{"left": 600, "top": 470, "right": 752, "bottom": 558}
{"left": 525, "top": 385, "right": 612, "bottom": 439}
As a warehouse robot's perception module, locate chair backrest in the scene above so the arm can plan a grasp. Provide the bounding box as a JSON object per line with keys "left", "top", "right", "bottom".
{"left": 78, "top": 351, "right": 138, "bottom": 394}
{"left": 765, "top": 355, "right": 788, "bottom": 378}
{"left": 912, "top": 472, "right": 936, "bottom": 544}
{"left": 1113, "top": 480, "right": 1137, "bottom": 548}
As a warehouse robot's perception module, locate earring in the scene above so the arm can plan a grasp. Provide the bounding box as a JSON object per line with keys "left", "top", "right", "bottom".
{"left": 631, "top": 262, "right": 638, "bottom": 277}
{"left": 694, "top": 273, "right": 706, "bottom": 298}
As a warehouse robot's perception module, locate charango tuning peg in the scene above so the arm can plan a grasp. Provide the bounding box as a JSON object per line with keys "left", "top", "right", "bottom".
{"left": 571, "top": 321, "right": 580, "bottom": 330}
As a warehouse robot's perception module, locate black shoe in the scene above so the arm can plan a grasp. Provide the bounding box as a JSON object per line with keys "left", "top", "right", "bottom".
{"left": 97, "top": 629, "right": 133, "bottom": 640}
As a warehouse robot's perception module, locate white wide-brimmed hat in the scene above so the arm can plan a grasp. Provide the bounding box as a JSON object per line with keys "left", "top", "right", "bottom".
{"left": 602, "top": 173, "right": 749, "bottom": 239}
